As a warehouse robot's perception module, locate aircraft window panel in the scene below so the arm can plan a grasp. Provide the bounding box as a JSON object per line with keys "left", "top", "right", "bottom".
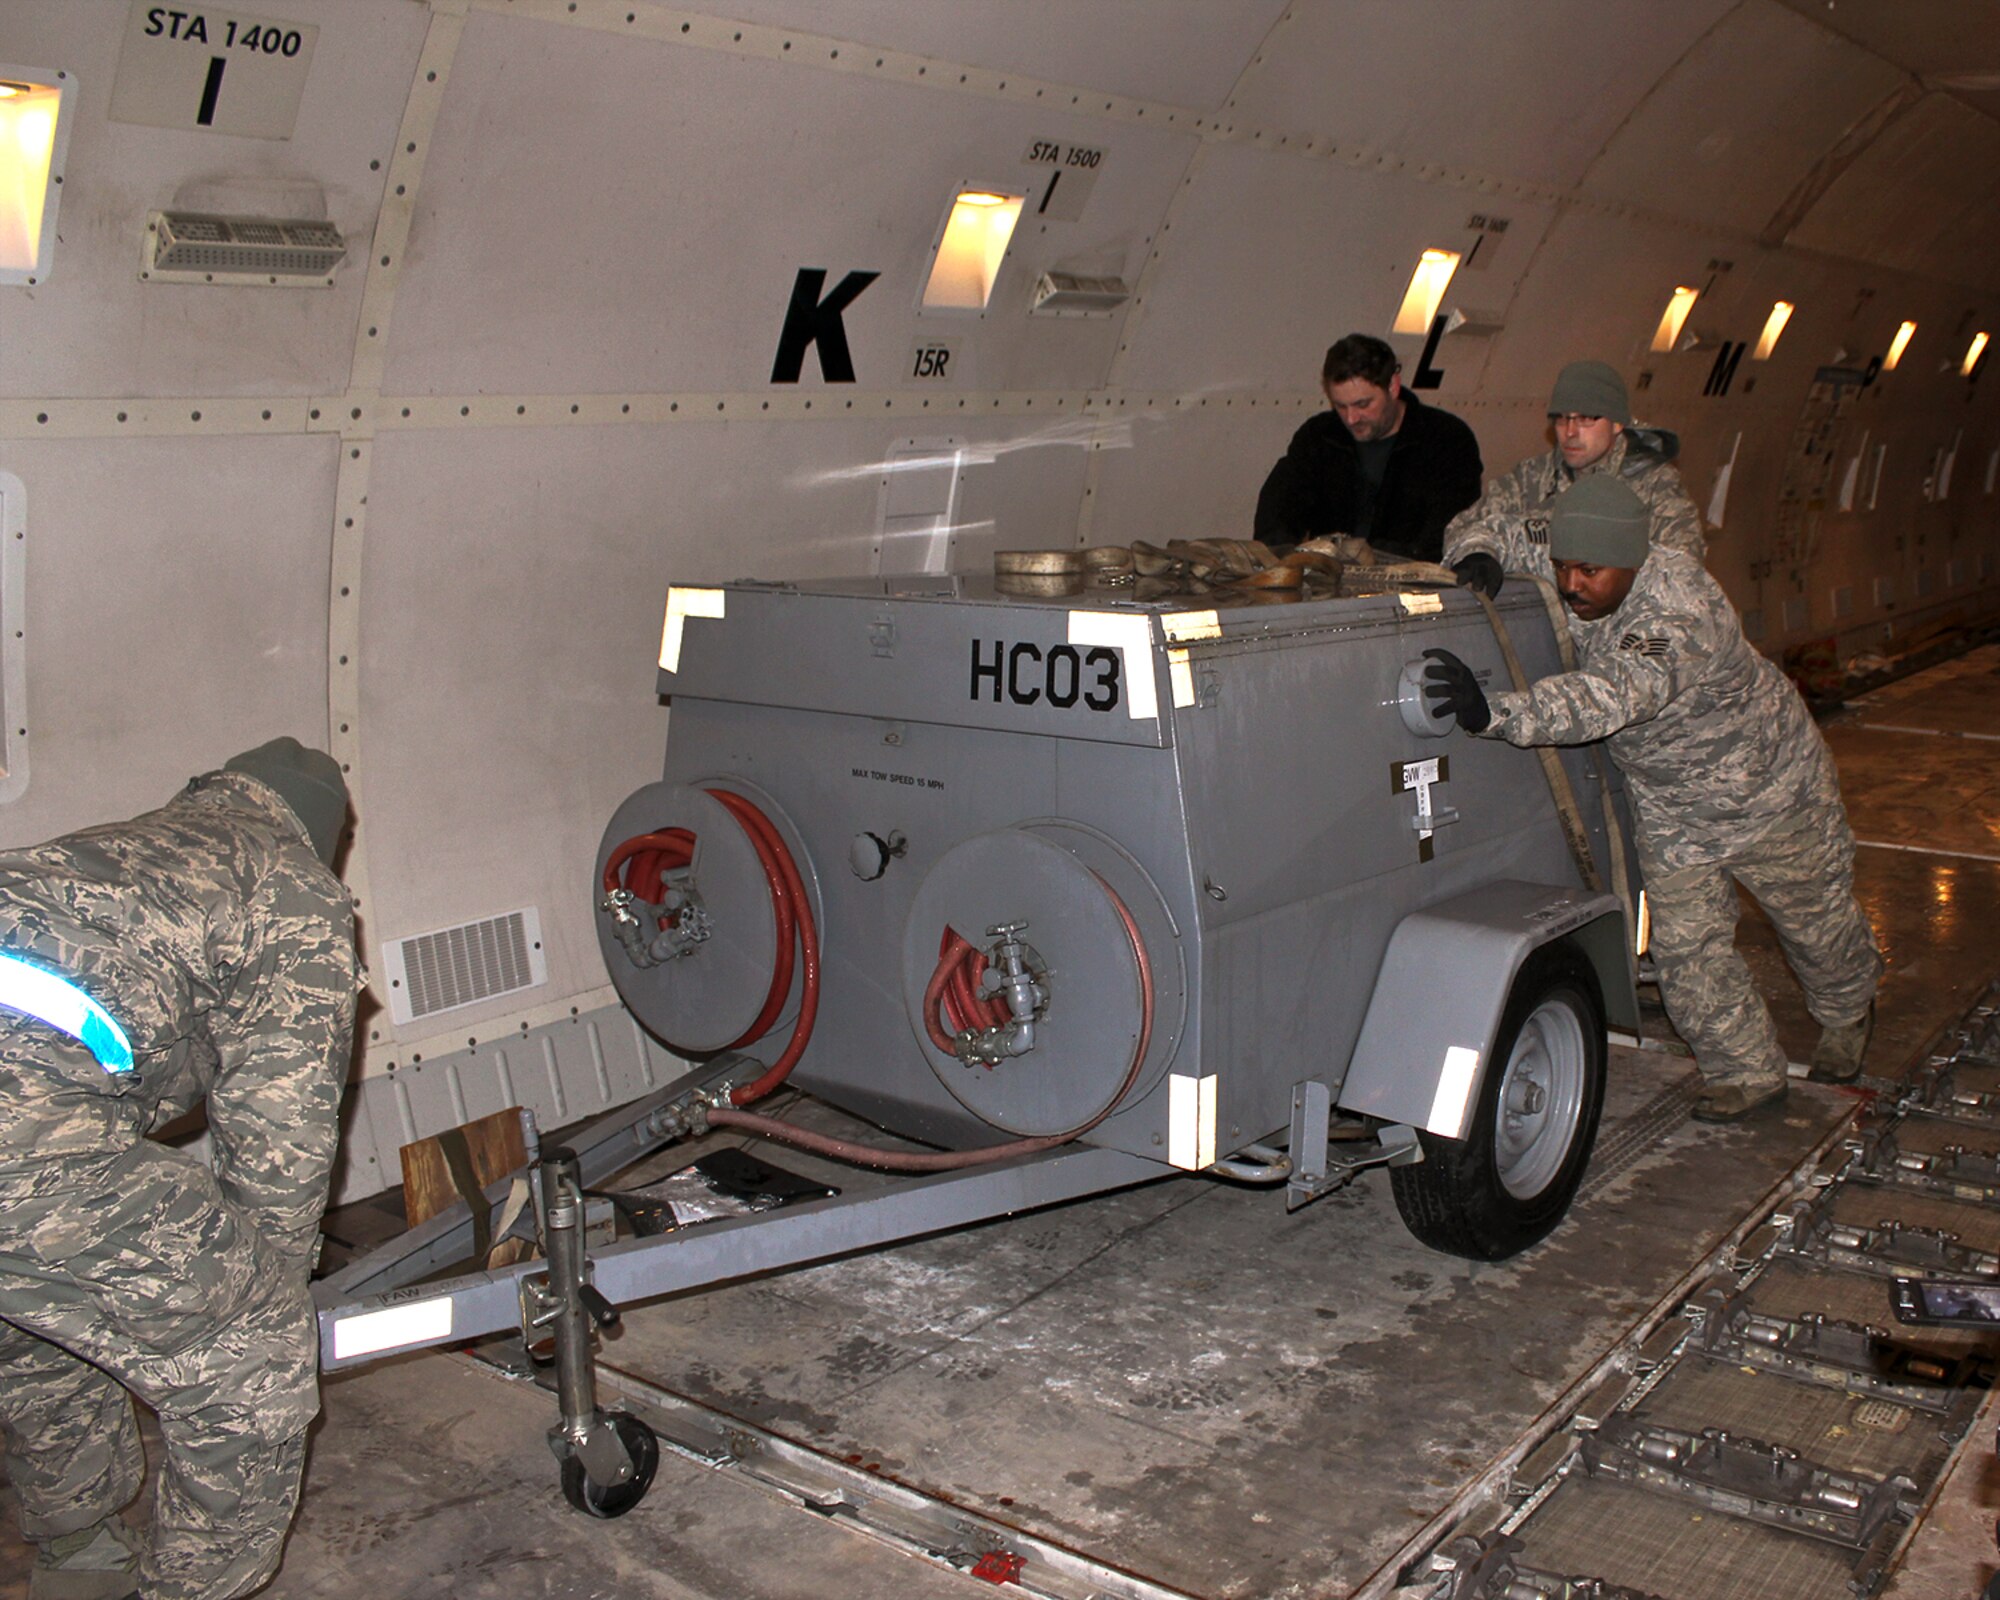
{"left": 0, "top": 67, "right": 73, "bottom": 287}
{"left": 0, "top": 474, "right": 29, "bottom": 804}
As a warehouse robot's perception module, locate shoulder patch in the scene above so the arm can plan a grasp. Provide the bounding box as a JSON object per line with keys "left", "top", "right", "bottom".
{"left": 1524, "top": 514, "right": 1550, "bottom": 546}
{"left": 1618, "top": 632, "right": 1671, "bottom": 658}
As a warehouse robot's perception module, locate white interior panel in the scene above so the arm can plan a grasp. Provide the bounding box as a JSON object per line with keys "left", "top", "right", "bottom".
{"left": 0, "top": 434, "right": 337, "bottom": 846}
{"left": 1115, "top": 141, "right": 1556, "bottom": 398}
{"left": 1087, "top": 403, "right": 1342, "bottom": 547}
{"left": 1227, "top": 0, "right": 1736, "bottom": 192}
{"left": 382, "top": 14, "right": 1194, "bottom": 398}
{"left": 1790, "top": 93, "right": 2000, "bottom": 280}
{"left": 672, "top": 0, "right": 1288, "bottom": 109}
{"left": 1579, "top": 1, "right": 1904, "bottom": 236}
{"left": 0, "top": 0, "right": 420, "bottom": 399}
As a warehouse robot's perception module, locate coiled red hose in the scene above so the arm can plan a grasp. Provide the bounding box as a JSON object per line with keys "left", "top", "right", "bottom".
{"left": 924, "top": 928, "right": 1007, "bottom": 1054}
{"left": 601, "top": 790, "right": 818, "bottom": 1106}
{"left": 710, "top": 869, "right": 1154, "bottom": 1172}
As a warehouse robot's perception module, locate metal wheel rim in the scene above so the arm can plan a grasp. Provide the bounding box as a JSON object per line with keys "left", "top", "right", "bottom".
{"left": 1494, "top": 993, "right": 1587, "bottom": 1200}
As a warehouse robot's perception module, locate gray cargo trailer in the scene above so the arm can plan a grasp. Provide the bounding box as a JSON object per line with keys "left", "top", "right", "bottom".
{"left": 317, "top": 568, "right": 1641, "bottom": 1514}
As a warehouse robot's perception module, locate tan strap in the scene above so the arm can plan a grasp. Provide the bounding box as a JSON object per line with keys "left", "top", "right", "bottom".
{"left": 1474, "top": 591, "right": 1604, "bottom": 895}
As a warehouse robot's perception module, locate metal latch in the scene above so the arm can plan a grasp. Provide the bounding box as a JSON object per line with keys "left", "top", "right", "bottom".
{"left": 1393, "top": 756, "right": 1459, "bottom": 862}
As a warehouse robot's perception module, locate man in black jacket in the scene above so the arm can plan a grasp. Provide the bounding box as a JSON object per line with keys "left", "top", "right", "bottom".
{"left": 1253, "top": 333, "right": 1483, "bottom": 563}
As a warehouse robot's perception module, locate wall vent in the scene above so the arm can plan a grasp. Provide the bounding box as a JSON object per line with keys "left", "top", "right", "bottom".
{"left": 143, "top": 209, "right": 345, "bottom": 285}
{"left": 381, "top": 907, "right": 547, "bottom": 1026}
{"left": 1782, "top": 596, "right": 1808, "bottom": 632}
{"left": 1831, "top": 586, "right": 1855, "bottom": 620}
{"left": 1872, "top": 575, "right": 1896, "bottom": 608}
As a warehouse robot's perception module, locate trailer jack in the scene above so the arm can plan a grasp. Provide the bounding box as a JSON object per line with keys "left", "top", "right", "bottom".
{"left": 521, "top": 1146, "right": 661, "bottom": 1517}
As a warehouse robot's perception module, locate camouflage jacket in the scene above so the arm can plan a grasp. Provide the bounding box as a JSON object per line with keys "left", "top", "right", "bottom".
{"left": 1441, "top": 430, "right": 1706, "bottom": 586}
{"left": 0, "top": 772, "right": 359, "bottom": 1267}
{"left": 1478, "top": 549, "right": 1839, "bottom": 872}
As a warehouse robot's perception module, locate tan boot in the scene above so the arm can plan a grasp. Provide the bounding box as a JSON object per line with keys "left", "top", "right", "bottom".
{"left": 29, "top": 1519, "right": 141, "bottom": 1600}
{"left": 1691, "top": 1075, "right": 1788, "bottom": 1123}
{"left": 1809, "top": 1003, "right": 1875, "bottom": 1084}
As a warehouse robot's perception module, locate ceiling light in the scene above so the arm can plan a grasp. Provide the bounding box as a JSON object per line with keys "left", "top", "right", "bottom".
{"left": 1392, "top": 249, "right": 1460, "bottom": 336}
{"left": 1884, "top": 320, "right": 1916, "bottom": 370}
{"left": 922, "top": 188, "right": 1024, "bottom": 312}
{"left": 1963, "top": 331, "right": 1989, "bottom": 377}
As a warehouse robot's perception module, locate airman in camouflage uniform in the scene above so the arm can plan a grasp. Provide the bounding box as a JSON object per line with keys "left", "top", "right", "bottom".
{"left": 0, "top": 740, "right": 359, "bottom": 1600}
{"left": 1442, "top": 359, "right": 1705, "bottom": 597}
{"left": 1425, "top": 478, "right": 1881, "bottom": 1121}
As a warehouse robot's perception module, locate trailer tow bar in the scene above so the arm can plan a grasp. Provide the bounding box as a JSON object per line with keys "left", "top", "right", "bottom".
{"left": 523, "top": 1146, "right": 660, "bottom": 1517}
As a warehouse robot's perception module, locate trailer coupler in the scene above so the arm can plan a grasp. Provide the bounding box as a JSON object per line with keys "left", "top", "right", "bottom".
{"left": 522, "top": 1146, "right": 660, "bottom": 1517}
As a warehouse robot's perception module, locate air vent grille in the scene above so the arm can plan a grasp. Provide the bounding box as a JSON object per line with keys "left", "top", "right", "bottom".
{"left": 381, "top": 907, "right": 547, "bottom": 1026}
{"left": 147, "top": 210, "right": 346, "bottom": 281}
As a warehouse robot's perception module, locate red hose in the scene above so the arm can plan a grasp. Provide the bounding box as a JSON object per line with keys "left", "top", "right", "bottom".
{"left": 709, "top": 868, "right": 1155, "bottom": 1173}
{"left": 710, "top": 790, "right": 819, "bottom": 1106}
{"left": 600, "top": 792, "right": 819, "bottom": 1106}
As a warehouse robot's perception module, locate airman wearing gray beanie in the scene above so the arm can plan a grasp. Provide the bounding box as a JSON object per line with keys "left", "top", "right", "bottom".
{"left": 1549, "top": 475, "right": 1651, "bottom": 569}
{"left": 223, "top": 737, "right": 349, "bottom": 867}
{"left": 1547, "top": 360, "right": 1634, "bottom": 427}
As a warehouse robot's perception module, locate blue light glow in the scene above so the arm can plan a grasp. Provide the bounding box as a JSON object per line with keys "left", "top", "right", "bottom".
{"left": 0, "top": 952, "right": 134, "bottom": 1072}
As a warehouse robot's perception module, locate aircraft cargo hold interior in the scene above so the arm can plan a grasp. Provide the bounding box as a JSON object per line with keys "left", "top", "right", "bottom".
{"left": 4, "top": 3, "right": 2000, "bottom": 1598}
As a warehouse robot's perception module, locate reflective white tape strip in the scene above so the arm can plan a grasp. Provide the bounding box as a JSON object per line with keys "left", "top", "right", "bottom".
{"left": 1168, "top": 1072, "right": 1218, "bottom": 1170}
{"left": 659, "top": 587, "right": 726, "bottom": 672}
{"left": 1397, "top": 593, "right": 1444, "bottom": 616}
{"left": 331, "top": 1297, "right": 455, "bottom": 1362}
{"left": 1161, "top": 609, "right": 1220, "bottom": 642}
{"left": 1162, "top": 611, "right": 1219, "bottom": 709}
{"left": 1068, "top": 611, "right": 1157, "bottom": 721}
{"left": 1427, "top": 1045, "right": 1482, "bottom": 1138}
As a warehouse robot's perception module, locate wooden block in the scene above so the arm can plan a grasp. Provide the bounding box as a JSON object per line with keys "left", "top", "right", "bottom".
{"left": 401, "top": 1106, "right": 528, "bottom": 1228}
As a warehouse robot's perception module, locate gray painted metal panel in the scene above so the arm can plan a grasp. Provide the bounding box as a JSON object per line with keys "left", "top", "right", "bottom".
{"left": 615, "top": 575, "right": 1632, "bottom": 1170}
{"left": 660, "top": 578, "right": 1171, "bottom": 748}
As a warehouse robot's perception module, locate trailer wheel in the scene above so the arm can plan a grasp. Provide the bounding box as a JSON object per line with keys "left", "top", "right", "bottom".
{"left": 1390, "top": 943, "right": 1605, "bottom": 1261}
{"left": 560, "top": 1412, "right": 660, "bottom": 1519}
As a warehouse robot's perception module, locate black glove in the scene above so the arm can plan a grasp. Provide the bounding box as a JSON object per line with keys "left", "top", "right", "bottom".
{"left": 1452, "top": 553, "right": 1504, "bottom": 598}
{"left": 1423, "top": 648, "right": 1491, "bottom": 733}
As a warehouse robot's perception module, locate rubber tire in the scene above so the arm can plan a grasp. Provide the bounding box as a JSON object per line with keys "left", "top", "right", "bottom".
{"left": 1390, "top": 943, "right": 1606, "bottom": 1262}
{"left": 560, "top": 1411, "right": 660, "bottom": 1519}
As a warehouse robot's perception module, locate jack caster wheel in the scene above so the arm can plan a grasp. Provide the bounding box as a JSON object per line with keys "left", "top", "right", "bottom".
{"left": 560, "top": 1411, "right": 660, "bottom": 1518}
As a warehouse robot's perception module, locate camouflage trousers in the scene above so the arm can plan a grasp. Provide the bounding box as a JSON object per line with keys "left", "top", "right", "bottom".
{"left": 1644, "top": 799, "right": 1883, "bottom": 1085}
{"left": 0, "top": 1137, "right": 321, "bottom": 1600}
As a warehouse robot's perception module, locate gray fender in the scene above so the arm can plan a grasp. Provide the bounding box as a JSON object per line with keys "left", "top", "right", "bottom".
{"left": 1336, "top": 879, "right": 1638, "bottom": 1141}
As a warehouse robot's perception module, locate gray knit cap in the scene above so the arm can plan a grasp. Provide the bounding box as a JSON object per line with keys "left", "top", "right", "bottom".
{"left": 1549, "top": 476, "right": 1650, "bottom": 569}
{"left": 1547, "top": 360, "right": 1634, "bottom": 427}
{"left": 224, "top": 737, "right": 348, "bottom": 866}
